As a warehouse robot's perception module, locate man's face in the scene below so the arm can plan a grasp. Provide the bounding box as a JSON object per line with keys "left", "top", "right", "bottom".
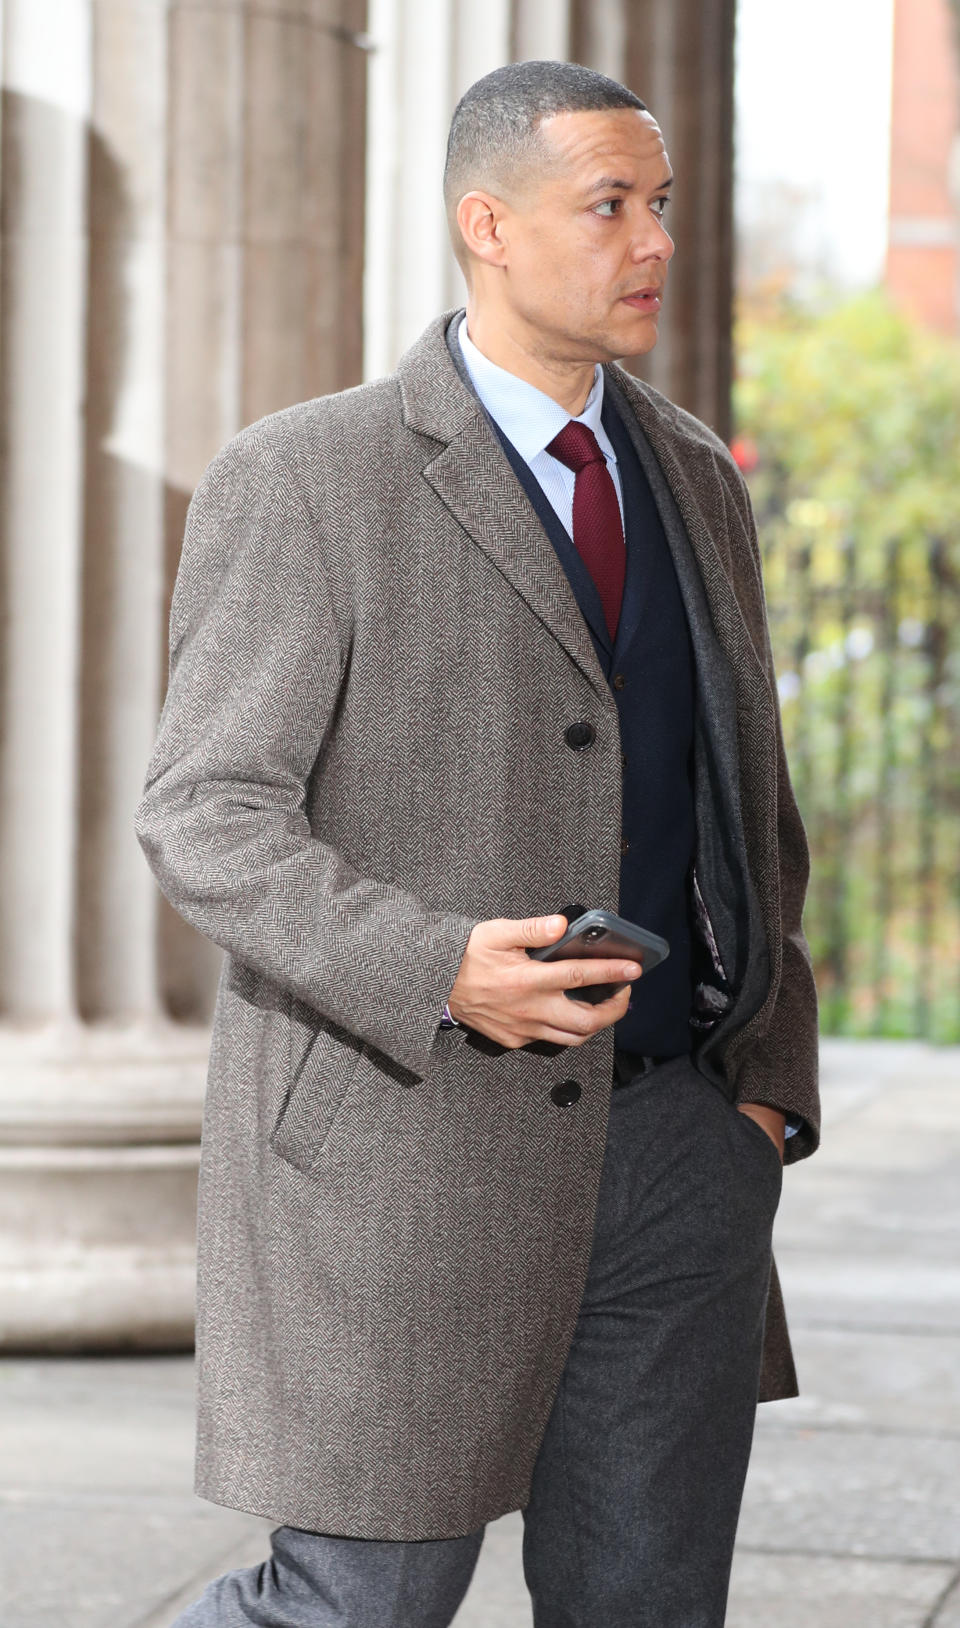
{"left": 492, "top": 107, "right": 674, "bottom": 362}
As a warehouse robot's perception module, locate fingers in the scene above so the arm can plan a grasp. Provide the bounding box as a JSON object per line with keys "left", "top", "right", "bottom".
{"left": 479, "top": 976, "right": 634, "bottom": 1049}
{"left": 527, "top": 1024, "right": 598, "bottom": 1046}
{"left": 540, "top": 957, "right": 642, "bottom": 991}
{"left": 535, "top": 982, "right": 633, "bottom": 1044}
{"left": 481, "top": 914, "right": 569, "bottom": 950}
{"left": 473, "top": 919, "right": 642, "bottom": 987}
{"left": 457, "top": 917, "right": 640, "bottom": 1052}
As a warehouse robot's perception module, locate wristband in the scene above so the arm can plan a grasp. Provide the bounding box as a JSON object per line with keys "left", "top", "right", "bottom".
{"left": 439, "top": 1002, "right": 461, "bottom": 1029}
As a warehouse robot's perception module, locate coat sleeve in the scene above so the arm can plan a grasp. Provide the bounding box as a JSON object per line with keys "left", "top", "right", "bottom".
{"left": 718, "top": 456, "right": 821, "bottom": 1163}
{"left": 134, "top": 424, "right": 479, "bottom": 1080}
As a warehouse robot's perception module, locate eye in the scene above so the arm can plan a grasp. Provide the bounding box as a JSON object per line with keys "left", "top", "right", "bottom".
{"left": 593, "top": 198, "right": 623, "bottom": 218}
{"left": 652, "top": 196, "right": 671, "bottom": 219}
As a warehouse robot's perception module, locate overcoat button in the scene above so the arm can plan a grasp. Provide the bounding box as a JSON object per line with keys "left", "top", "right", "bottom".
{"left": 564, "top": 721, "right": 596, "bottom": 750}
{"left": 612, "top": 673, "right": 626, "bottom": 690}
{"left": 621, "top": 837, "right": 630, "bottom": 854}
{"left": 551, "top": 1080, "right": 582, "bottom": 1108}
{"left": 621, "top": 750, "right": 627, "bottom": 768}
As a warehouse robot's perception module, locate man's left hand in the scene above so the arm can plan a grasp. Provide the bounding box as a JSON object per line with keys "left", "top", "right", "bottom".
{"left": 737, "top": 1102, "right": 786, "bottom": 1162}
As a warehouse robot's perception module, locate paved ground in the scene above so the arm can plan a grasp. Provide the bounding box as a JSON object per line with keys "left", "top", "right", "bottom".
{"left": 1, "top": 1038, "right": 958, "bottom": 1627}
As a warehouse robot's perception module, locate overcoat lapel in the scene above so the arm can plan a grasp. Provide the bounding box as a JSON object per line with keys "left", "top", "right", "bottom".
{"left": 602, "top": 367, "right": 780, "bottom": 862}
{"left": 601, "top": 364, "right": 782, "bottom": 1059}
{"left": 397, "top": 310, "right": 778, "bottom": 831}
{"left": 397, "top": 315, "right": 613, "bottom": 707}
{"left": 605, "top": 366, "right": 776, "bottom": 711}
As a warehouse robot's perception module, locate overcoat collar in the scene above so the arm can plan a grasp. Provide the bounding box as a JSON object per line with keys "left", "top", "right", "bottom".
{"left": 397, "top": 308, "right": 612, "bottom": 705}
{"left": 396, "top": 307, "right": 772, "bottom": 713}
{"left": 601, "top": 366, "right": 772, "bottom": 701}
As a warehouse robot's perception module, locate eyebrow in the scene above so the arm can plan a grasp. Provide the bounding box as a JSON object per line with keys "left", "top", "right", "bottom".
{"left": 584, "top": 173, "right": 674, "bottom": 196}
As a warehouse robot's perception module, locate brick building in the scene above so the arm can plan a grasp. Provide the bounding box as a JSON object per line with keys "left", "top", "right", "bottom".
{"left": 886, "top": 0, "right": 960, "bottom": 333}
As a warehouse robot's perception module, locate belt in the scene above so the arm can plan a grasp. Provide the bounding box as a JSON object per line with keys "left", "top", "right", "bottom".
{"left": 611, "top": 1050, "right": 687, "bottom": 1089}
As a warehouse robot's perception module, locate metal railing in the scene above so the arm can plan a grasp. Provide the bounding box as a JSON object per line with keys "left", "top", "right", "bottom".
{"left": 761, "top": 514, "right": 959, "bottom": 1042}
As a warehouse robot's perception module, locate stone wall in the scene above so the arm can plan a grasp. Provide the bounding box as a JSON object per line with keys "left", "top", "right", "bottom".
{"left": 0, "top": 0, "right": 367, "bottom": 1348}
{"left": 0, "top": 0, "right": 734, "bottom": 1349}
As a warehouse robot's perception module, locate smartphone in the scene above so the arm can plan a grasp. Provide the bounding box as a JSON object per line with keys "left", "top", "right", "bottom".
{"left": 526, "top": 908, "right": 670, "bottom": 1004}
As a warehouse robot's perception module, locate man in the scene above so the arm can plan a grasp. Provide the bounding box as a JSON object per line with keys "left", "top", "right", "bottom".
{"left": 136, "top": 59, "right": 819, "bottom": 1628}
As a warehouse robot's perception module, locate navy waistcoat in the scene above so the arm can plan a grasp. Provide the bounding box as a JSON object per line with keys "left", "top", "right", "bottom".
{"left": 486, "top": 393, "right": 698, "bottom": 1057}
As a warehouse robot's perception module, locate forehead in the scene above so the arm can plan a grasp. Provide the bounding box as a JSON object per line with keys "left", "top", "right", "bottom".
{"left": 536, "top": 107, "right": 669, "bottom": 183}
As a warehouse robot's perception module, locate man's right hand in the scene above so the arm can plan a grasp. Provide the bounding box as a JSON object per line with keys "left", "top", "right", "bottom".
{"left": 445, "top": 914, "right": 642, "bottom": 1049}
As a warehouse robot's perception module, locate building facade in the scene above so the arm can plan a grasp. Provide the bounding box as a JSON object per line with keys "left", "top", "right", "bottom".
{"left": 0, "top": 0, "right": 736, "bottom": 1349}
{"left": 885, "top": 0, "right": 960, "bottom": 333}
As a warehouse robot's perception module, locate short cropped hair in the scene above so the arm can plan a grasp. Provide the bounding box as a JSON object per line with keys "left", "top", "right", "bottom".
{"left": 443, "top": 59, "right": 646, "bottom": 260}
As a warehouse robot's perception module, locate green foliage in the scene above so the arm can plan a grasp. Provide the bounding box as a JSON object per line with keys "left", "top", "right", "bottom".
{"left": 734, "top": 288, "right": 960, "bottom": 1042}
{"left": 737, "top": 288, "right": 960, "bottom": 575}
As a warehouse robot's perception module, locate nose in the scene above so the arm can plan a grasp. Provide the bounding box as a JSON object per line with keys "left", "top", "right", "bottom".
{"left": 631, "top": 219, "right": 674, "bottom": 264}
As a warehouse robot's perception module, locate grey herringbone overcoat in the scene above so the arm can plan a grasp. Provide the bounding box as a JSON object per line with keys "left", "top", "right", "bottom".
{"left": 135, "top": 308, "right": 820, "bottom": 1541}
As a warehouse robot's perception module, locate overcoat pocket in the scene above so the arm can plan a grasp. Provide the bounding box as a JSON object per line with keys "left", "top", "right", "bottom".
{"left": 269, "top": 998, "right": 367, "bottom": 1177}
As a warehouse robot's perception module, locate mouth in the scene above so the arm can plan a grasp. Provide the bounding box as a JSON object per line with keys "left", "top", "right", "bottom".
{"left": 621, "top": 287, "right": 662, "bottom": 311}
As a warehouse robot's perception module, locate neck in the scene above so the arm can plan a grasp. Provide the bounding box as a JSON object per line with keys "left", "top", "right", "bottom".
{"left": 463, "top": 301, "right": 598, "bottom": 417}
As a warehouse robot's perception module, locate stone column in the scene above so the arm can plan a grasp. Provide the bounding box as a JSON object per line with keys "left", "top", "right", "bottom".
{"left": 0, "top": 0, "right": 367, "bottom": 1349}
{"left": 622, "top": 0, "right": 736, "bottom": 441}
{"left": 364, "top": 0, "right": 513, "bottom": 376}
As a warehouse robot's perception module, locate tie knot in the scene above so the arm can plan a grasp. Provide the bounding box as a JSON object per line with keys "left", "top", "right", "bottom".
{"left": 546, "top": 420, "right": 606, "bottom": 474}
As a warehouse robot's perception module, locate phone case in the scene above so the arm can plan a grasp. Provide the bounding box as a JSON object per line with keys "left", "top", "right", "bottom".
{"left": 526, "top": 908, "right": 670, "bottom": 1004}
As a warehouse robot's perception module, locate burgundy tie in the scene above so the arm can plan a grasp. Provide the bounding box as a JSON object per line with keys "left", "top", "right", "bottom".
{"left": 546, "top": 420, "right": 626, "bottom": 641}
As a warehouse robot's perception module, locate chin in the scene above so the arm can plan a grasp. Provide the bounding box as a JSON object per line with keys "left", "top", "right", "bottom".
{"left": 601, "top": 321, "right": 658, "bottom": 362}
{"left": 624, "top": 318, "right": 660, "bottom": 353}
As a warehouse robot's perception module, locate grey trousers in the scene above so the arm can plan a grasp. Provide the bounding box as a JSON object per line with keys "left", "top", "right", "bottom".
{"left": 173, "top": 1052, "right": 783, "bottom": 1628}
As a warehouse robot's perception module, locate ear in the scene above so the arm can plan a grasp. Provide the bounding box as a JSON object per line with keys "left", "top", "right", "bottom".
{"left": 455, "top": 190, "right": 510, "bottom": 269}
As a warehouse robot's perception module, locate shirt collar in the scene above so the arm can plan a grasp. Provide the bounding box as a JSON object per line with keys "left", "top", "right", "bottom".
{"left": 456, "top": 313, "right": 616, "bottom": 467}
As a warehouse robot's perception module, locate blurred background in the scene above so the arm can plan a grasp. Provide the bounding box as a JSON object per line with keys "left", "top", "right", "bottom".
{"left": 0, "top": 2, "right": 958, "bottom": 1625}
